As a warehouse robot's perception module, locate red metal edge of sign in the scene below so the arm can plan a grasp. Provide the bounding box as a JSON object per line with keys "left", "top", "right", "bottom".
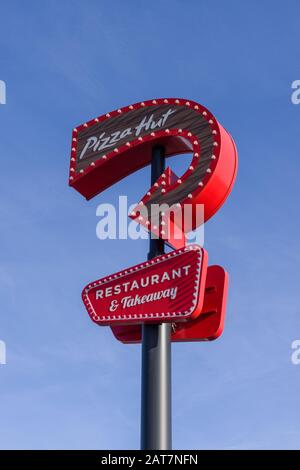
{"left": 82, "top": 245, "right": 208, "bottom": 326}
{"left": 110, "top": 265, "right": 228, "bottom": 343}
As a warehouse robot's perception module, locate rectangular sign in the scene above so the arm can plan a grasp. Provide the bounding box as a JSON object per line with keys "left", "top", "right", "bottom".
{"left": 82, "top": 245, "right": 207, "bottom": 326}
{"left": 110, "top": 265, "right": 228, "bottom": 342}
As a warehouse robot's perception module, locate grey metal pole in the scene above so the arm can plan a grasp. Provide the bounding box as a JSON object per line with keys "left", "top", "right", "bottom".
{"left": 140, "top": 145, "right": 172, "bottom": 450}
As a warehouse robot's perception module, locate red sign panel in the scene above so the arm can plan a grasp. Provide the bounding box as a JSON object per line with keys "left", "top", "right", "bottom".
{"left": 69, "top": 98, "right": 238, "bottom": 235}
{"left": 82, "top": 245, "right": 207, "bottom": 326}
{"left": 111, "top": 265, "right": 228, "bottom": 342}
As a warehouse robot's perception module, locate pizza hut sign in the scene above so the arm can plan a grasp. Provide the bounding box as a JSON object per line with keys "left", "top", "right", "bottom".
{"left": 79, "top": 107, "right": 175, "bottom": 161}
{"left": 82, "top": 245, "right": 207, "bottom": 326}
{"left": 70, "top": 98, "right": 237, "bottom": 331}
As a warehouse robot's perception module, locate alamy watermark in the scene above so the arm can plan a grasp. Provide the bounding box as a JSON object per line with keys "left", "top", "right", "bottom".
{"left": 291, "top": 340, "right": 300, "bottom": 365}
{"left": 95, "top": 196, "right": 204, "bottom": 246}
{"left": 0, "top": 340, "right": 6, "bottom": 365}
{"left": 291, "top": 80, "right": 300, "bottom": 104}
{"left": 0, "top": 80, "right": 6, "bottom": 104}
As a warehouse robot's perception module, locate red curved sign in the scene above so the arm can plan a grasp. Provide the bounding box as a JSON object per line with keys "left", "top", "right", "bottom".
{"left": 69, "top": 98, "right": 238, "bottom": 237}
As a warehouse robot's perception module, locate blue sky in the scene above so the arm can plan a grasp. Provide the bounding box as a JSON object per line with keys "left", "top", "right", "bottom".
{"left": 0, "top": 0, "right": 300, "bottom": 450}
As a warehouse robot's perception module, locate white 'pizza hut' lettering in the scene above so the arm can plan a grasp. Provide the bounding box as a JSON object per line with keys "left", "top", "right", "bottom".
{"left": 79, "top": 108, "right": 176, "bottom": 160}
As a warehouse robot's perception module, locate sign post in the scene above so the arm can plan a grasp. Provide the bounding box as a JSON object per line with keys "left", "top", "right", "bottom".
{"left": 141, "top": 145, "right": 172, "bottom": 450}
{"left": 69, "top": 98, "right": 238, "bottom": 451}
